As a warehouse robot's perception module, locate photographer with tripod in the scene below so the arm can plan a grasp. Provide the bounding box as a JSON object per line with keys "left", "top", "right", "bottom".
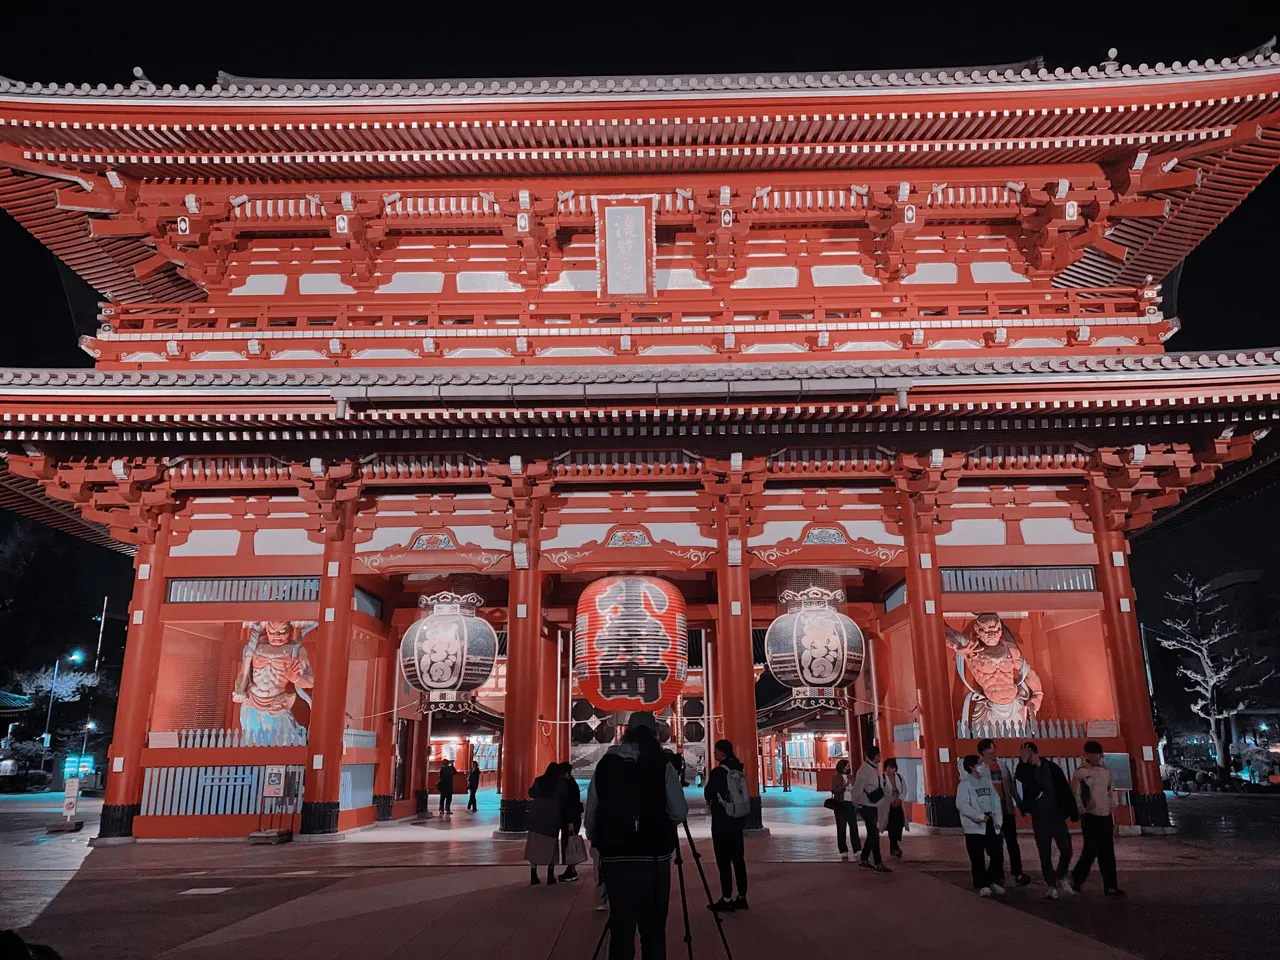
{"left": 585, "top": 711, "right": 689, "bottom": 960}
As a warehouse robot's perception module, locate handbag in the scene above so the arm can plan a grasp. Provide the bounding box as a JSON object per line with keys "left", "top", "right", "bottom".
{"left": 823, "top": 797, "right": 838, "bottom": 810}
{"left": 564, "top": 833, "right": 588, "bottom": 866}
{"left": 866, "top": 785, "right": 885, "bottom": 804}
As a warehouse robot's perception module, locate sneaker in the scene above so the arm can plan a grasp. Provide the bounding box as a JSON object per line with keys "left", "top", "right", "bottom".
{"left": 891, "top": 847, "right": 903, "bottom": 860}
{"left": 710, "top": 899, "right": 737, "bottom": 913}
{"left": 858, "top": 859, "right": 874, "bottom": 870}
{"left": 1057, "top": 879, "right": 1075, "bottom": 896}
{"left": 1014, "top": 874, "right": 1032, "bottom": 887}
{"left": 1045, "top": 886, "right": 1060, "bottom": 900}
{"left": 1104, "top": 887, "right": 1126, "bottom": 897}
{"left": 733, "top": 897, "right": 748, "bottom": 911}
{"left": 594, "top": 904, "right": 608, "bottom": 913}
{"left": 559, "top": 870, "right": 579, "bottom": 882}
{"left": 990, "top": 883, "right": 1006, "bottom": 895}
{"left": 979, "top": 887, "right": 993, "bottom": 898}
{"left": 840, "top": 853, "right": 849, "bottom": 861}
{"left": 872, "top": 863, "right": 892, "bottom": 873}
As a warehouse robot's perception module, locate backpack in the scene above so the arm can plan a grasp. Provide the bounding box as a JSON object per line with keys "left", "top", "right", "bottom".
{"left": 591, "top": 751, "right": 676, "bottom": 858}
{"left": 721, "top": 766, "right": 751, "bottom": 819}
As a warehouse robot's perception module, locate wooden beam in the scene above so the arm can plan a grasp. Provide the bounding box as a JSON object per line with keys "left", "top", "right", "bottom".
{"left": 88, "top": 217, "right": 150, "bottom": 238}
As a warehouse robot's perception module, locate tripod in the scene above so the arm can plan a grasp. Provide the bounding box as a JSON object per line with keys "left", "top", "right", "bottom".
{"left": 591, "top": 822, "right": 734, "bottom": 960}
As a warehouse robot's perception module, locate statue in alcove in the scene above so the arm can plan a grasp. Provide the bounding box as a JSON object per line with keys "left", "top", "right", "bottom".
{"left": 945, "top": 613, "right": 1043, "bottom": 730}
{"left": 233, "top": 621, "right": 316, "bottom": 743}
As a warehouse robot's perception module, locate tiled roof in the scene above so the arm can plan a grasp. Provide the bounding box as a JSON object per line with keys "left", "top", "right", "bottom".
{"left": 1, "top": 44, "right": 1276, "bottom": 103}
{"left": 2, "top": 350, "right": 1280, "bottom": 393}
{"left": 0, "top": 690, "right": 32, "bottom": 712}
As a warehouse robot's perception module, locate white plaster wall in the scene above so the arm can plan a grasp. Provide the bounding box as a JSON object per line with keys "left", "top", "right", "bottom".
{"left": 254, "top": 529, "right": 324, "bottom": 556}
{"left": 170, "top": 529, "right": 241, "bottom": 557}
{"left": 935, "top": 519, "right": 1007, "bottom": 545}
{"left": 356, "top": 527, "right": 421, "bottom": 553}
{"left": 838, "top": 520, "right": 905, "bottom": 545}
{"left": 1020, "top": 517, "right": 1094, "bottom": 545}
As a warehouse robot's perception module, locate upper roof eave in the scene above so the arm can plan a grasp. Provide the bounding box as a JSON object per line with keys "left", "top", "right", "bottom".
{"left": 2, "top": 45, "right": 1278, "bottom": 109}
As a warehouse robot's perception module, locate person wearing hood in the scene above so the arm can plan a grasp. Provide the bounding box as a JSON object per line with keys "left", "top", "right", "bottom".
{"left": 704, "top": 739, "right": 749, "bottom": 912}
{"left": 525, "top": 762, "right": 569, "bottom": 886}
{"left": 1015, "top": 741, "right": 1079, "bottom": 899}
{"left": 852, "top": 745, "right": 891, "bottom": 872}
{"left": 957, "top": 754, "right": 1007, "bottom": 897}
{"left": 436, "top": 758, "right": 456, "bottom": 816}
{"left": 585, "top": 711, "right": 689, "bottom": 960}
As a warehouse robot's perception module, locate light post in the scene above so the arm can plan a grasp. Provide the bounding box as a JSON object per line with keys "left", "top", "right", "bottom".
{"left": 41, "top": 650, "right": 84, "bottom": 770}
{"left": 78, "top": 720, "right": 98, "bottom": 775}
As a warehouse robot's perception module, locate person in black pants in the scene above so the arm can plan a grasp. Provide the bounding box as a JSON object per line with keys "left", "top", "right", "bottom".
{"left": 1015, "top": 741, "right": 1078, "bottom": 899}
{"left": 1070, "top": 741, "right": 1124, "bottom": 896}
{"left": 704, "top": 739, "right": 749, "bottom": 911}
{"left": 881, "top": 757, "right": 907, "bottom": 859}
{"left": 830, "top": 758, "right": 857, "bottom": 859}
{"left": 977, "top": 738, "right": 1031, "bottom": 885}
{"left": 853, "top": 745, "right": 890, "bottom": 872}
{"left": 437, "top": 758, "right": 456, "bottom": 816}
{"left": 466, "top": 760, "right": 481, "bottom": 812}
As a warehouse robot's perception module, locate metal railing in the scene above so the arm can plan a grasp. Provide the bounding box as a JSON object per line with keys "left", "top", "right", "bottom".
{"left": 957, "top": 718, "right": 1112, "bottom": 740}
{"left": 940, "top": 566, "right": 1096, "bottom": 594}
{"left": 166, "top": 576, "right": 321, "bottom": 604}
{"left": 155, "top": 727, "right": 309, "bottom": 749}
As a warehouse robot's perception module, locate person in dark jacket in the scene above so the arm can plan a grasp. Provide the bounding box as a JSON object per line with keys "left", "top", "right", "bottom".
{"left": 1015, "top": 741, "right": 1078, "bottom": 899}
{"left": 585, "top": 711, "right": 689, "bottom": 960}
{"left": 558, "top": 761, "right": 584, "bottom": 881}
{"left": 704, "top": 738, "right": 749, "bottom": 912}
{"left": 437, "top": 758, "right": 456, "bottom": 816}
{"left": 525, "top": 762, "right": 568, "bottom": 886}
{"left": 466, "top": 760, "right": 481, "bottom": 812}
{"left": 830, "top": 758, "right": 857, "bottom": 859}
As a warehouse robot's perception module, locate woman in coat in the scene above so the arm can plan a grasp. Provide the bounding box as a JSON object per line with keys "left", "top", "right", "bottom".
{"left": 879, "top": 757, "right": 908, "bottom": 859}
{"left": 525, "top": 762, "right": 567, "bottom": 885}
{"left": 830, "top": 758, "right": 858, "bottom": 859}
{"left": 558, "top": 762, "right": 583, "bottom": 881}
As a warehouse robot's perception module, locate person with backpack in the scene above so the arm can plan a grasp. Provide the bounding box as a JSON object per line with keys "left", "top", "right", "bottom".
{"left": 1070, "top": 741, "right": 1124, "bottom": 896}
{"left": 437, "top": 757, "right": 456, "bottom": 816}
{"left": 829, "top": 758, "right": 858, "bottom": 859}
{"left": 879, "top": 757, "right": 907, "bottom": 859}
{"left": 853, "top": 745, "right": 890, "bottom": 872}
{"left": 1015, "top": 741, "right": 1078, "bottom": 899}
{"left": 526, "top": 762, "right": 569, "bottom": 886}
{"left": 585, "top": 711, "right": 689, "bottom": 960}
{"left": 704, "top": 738, "right": 750, "bottom": 912}
{"left": 956, "top": 754, "right": 1006, "bottom": 897}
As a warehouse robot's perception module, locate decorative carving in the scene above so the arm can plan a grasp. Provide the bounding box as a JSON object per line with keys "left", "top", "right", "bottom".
{"left": 802, "top": 526, "right": 849, "bottom": 545}
{"left": 410, "top": 531, "right": 457, "bottom": 550}
{"left": 945, "top": 614, "right": 1044, "bottom": 729}
{"left": 666, "top": 547, "right": 713, "bottom": 566}
{"left": 544, "top": 548, "right": 592, "bottom": 568}
{"left": 233, "top": 621, "right": 317, "bottom": 743}
{"left": 605, "top": 528, "right": 652, "bottom": 547}
{"left": 754, "top": 545, "right": 802, "bottom": 566}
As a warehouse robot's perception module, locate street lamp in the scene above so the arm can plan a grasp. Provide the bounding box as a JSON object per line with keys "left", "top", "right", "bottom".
{"left": 41, "top": 650, "right": 85, "bottom": 770}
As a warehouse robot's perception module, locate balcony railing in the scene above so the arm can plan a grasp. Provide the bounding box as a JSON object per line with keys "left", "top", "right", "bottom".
{"left": 957, "top": 718, "right": 1114, "bottom": 740}
{"left": 152, "top": 727, "right": 309, "bottom": 749}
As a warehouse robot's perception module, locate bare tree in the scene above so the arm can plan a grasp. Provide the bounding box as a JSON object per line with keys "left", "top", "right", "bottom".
{"left": 1159, "top": 574, "right": 1276, "bottom": 780}
{"left": 11, "top": 667, "right": 99, "bottom": 705}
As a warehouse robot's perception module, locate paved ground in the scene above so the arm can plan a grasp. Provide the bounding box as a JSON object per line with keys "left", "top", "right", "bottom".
{"left": 2, "top": 789, "right": 1278, "bottom": 959}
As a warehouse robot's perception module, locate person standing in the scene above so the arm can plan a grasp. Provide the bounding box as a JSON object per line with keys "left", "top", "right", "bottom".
{"left": 956, "top": 754, "right": 1007, "bottom": 897}
{"left": 977, "top": 738, "right": 1031, "bottom": 885}
{"left": 466, "top": 760, "right": 481, "bottom": 813}
{"left": 526, "top": 762, "right": 568, "bottom": 886}
{"left": 437, "top": 757, "right": 456, "bottom": 816}
{"left": 1070, "top": 741, "right": 1124, "bottom": 896}
{"left": 879, "top": 757, "right": 907, "bottom": 859}
{"left": 559, "top": 762, "right": 584, "bottom": 882}
{"left": 704, "top": 739, "right": 749, "bottom": 912}
{"left": 586, "top": 711, "right": 689, "bottom": 960}
{"left": 830, "top": 758, "right": 857, "bottom": 860}
{"left": 1015, "top": 741, "right": 1078, "bottom": 899}
{"left": 853, "top": 745, "right": 891, "bottom": 872}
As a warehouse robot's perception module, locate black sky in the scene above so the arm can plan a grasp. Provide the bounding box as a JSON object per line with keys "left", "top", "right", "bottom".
{"left": 1, "top": 2, "right": 1278, "bottom": 700}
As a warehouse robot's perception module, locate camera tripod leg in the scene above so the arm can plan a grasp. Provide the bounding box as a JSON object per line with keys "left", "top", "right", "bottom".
{"left": 591, "top": 918, "right": 608, "bottom": 960}
{"left": 673, "top": 841, "right": 695, "bottom": 960}
{"left": 681, "top": 820, "right": 734, "bottom": 960}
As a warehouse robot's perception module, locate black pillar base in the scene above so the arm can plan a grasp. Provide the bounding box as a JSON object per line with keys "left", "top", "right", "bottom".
{"left": 746, "top": 795, "right": 764, "bottom": 831}
{"left": 499, "top": 798, "right": 529, "bottom": 833}
{"left": 415, "top": 789, "right": 433, "bottom": 816}
{"left": 300, "top": 800, "right": 340, "bottom": 835}
{"left": 1133, "top": 790, "right": 1171, "bottom": 829}
{"left": 373, "top": 794, "right": 394, "bottom": 822}
{"left": 924, "top": 794, "right": 961, "bottom": 829}
{"left": 99, "top": 803, "right": 139, "bottom": 839}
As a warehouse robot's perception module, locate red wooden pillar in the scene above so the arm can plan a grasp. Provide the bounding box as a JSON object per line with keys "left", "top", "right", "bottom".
{"left": 500, "top": 557, "right": 543, "bottom": 832}
{"left": 300, "top": 512, "right": 357, "bottom": 835}
{"left": 716, "top": 556, "right": 763, "bottom": 829}
{"left": 372, "top": 641, "right": 398, "bottom": 821}
{"left": 533, "top": 624, "right": 559, "bottom": 777}
{"left": 1088, "top": 486, "right": 1170, "bottom": 829}
{"left": 99, "top": 510, "right": 173, "bottom": 840}
{"left": 899, "top": 491, "right": 962, "bottom": 827}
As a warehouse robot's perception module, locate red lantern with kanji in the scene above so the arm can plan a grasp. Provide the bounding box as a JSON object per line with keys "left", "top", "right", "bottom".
{"left": 573, "top": 575, "right": 688, "bottom": 713}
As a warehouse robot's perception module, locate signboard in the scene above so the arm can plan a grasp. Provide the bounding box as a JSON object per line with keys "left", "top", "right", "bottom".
{"left": 263, "top": 765, "right": 287, "bottom": 799}
{"left": 62, "top": 778, "right": 79, "bottom": 819}
{"left": 1086, "top": 720, "right": 1118, "bottom": 738}
{"left": 148, "top": 731, "right": 180, "bottom": 749}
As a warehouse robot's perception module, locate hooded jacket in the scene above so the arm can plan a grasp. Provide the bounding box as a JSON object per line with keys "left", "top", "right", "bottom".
{"left": 584, "top": 741, "right": 689, "bottom": 861}
{"left": 851, "top": 760, "right": 883, "bottom": 808}
{"left": 956, "top": 771, "right": 1004, "bottom": 835}
{"left": 704, "top": 753, "right": 746, "bottom": 830}
{"left": 1015, "top": 757, "right": 1079, "bottom": 821}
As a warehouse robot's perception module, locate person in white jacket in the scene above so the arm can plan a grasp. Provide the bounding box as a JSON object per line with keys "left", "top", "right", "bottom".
{"left": 956, "top": 754, "right": 1006, "bottom": 897}
{"left": 852, "top": 746, "right": 890, "bottom": 872}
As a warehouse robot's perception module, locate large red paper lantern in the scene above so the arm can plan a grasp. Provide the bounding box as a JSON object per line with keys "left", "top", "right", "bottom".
{"left": 573, "top": 575, "right": 688, "bottom": 712}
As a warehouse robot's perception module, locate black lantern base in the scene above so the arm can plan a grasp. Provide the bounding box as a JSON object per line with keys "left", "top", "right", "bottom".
{"left": 924, "top": 794, "right": 961, "bottom": 829}
{"left": 1133, "top": 791, "right": 1171, "bottom": 829}
{"left": 373, "top": 794, "right": 394, "bottom": 822}
{"left": 98, "top": 803, "right": 139, "bottom": 839}
{"left": 499, "top": 798, "right": 529, "bottom": 833}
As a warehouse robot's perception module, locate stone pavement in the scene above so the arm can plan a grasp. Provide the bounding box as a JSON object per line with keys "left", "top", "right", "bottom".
{"left": 2, "top": 789, "right": 1279, "bottom": 960}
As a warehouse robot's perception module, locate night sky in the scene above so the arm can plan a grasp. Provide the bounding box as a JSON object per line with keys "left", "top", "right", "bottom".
{"left": 1, "top": 4, "right": 1277, "bottom": 713}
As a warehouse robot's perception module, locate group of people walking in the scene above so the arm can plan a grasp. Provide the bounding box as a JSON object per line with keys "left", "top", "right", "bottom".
{"left": 829, "top": 745, "right": 905, "bottom": 870}
{"left": 957, "top": 739, "right": 1124, "bottom": 899}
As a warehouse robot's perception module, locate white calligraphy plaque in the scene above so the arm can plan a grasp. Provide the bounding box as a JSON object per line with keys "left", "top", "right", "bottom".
{"left": 595, "top": 198, "right": 656, "bottom": 300}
